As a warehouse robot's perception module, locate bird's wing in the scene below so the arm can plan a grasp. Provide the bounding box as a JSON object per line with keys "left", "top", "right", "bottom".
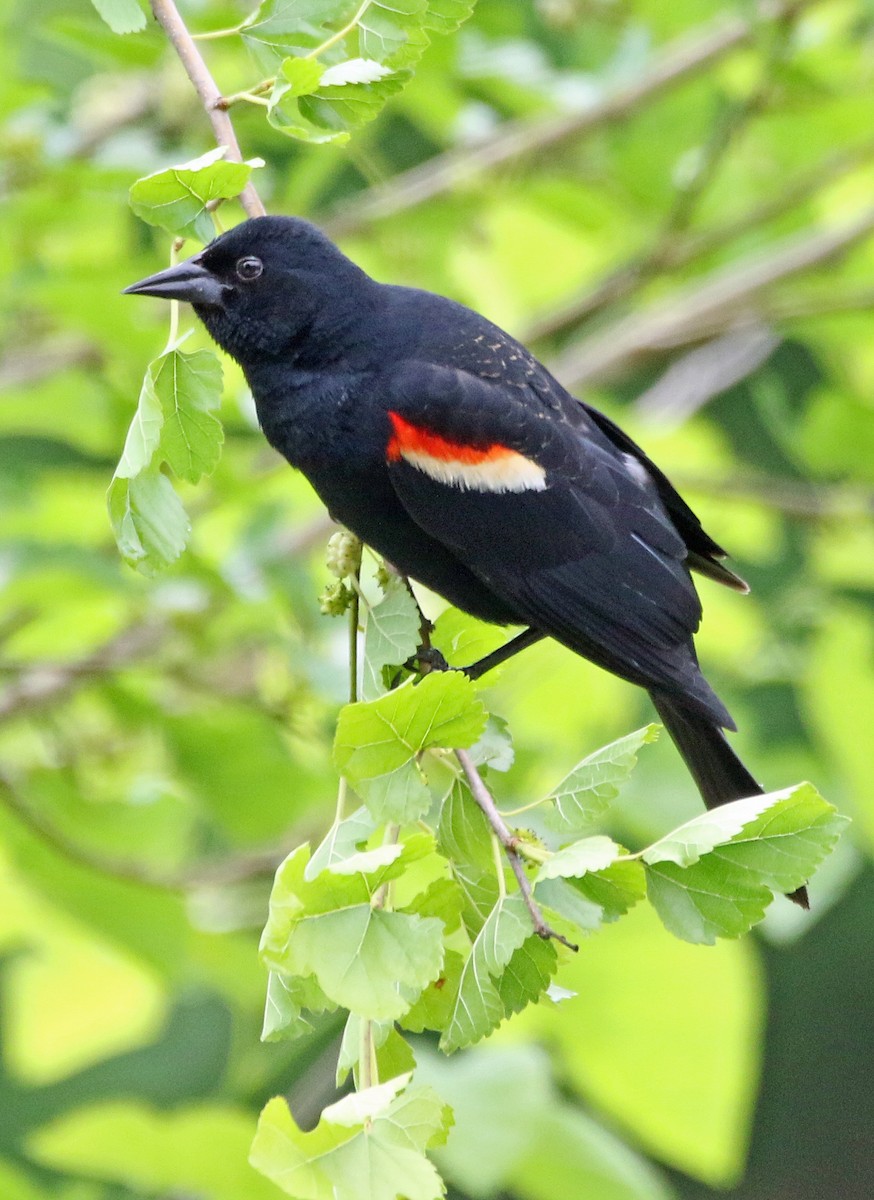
{"left": 383, "top": 360, "right": 729, "bottom": 723}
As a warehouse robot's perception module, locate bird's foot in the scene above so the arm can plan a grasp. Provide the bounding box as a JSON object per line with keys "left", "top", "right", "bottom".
{"left": 411, "top": 645, "right": 451, "bottom": 675}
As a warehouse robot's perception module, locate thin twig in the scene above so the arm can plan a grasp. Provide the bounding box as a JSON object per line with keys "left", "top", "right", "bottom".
{"left": 454, "top": 748, "right": 578, "bottom": 951}
{"left": 148, "top": 0, "right": 265, "bottom": 218}
{"left": 322, "top": 0, "right": 817, "bottom": 237}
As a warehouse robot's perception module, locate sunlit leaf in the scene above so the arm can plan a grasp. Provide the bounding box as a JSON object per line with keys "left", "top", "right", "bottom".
{"left": 643, "top": 784, "right": 848, "bottom": 944}
{"left": 543, "top": 726, "right": 660, "bottom": 833}
{"left": 129, "top": 148, "right": 262, "bottom": 241}
{"left": 250, "top": 1076, "right": 452, "bottom": 1200}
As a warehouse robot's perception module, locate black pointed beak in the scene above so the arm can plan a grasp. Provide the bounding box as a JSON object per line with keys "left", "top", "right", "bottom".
{"left": 123, "top": 257, "right": 228, "bottom": 307}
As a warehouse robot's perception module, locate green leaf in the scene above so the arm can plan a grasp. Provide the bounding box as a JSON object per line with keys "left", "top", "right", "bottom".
{"left": 468, "top": 714, "right": 515, "bottom": 772}
{"left": 336, "top": 1015, "right": 416, "bottom": 1087}
{"left": 334, "top": 672, "right": 487, "bottom": 823}
{"left": 146, "top": 349, "right": 224, "bottom": 484}
{"left": 262, "top": 970, "right": 337, "bottom": 1042}
{"left": 246, "top": 0, "right": 475, "bottom": 142}
{"left": 269, "top": 62, "right": 408, "bottom": 145}
{"left": 362, "top": 576, "right": 421, "bottom": 700}
{"left": 107, "top": 467, "right": 190, "bottom": 575}
{"left": 400, "top": 948, "right": 465, "bottom": 1033}
{"left": 279, "top": 55, "right": 325, "bottom": 98}
{"left": 109, "top": 348, "right": 224, "bottom": 573}
{"left": 305, "top": 806, "right": 378, "bottom": 880}
{"left": 543, "top": 726, "right": 659, "bottom": 833}
{"left": 90, "top": 0, "right": 146, "bottom": 35}
{"left": 261, "top": 845, "right": 445, "bottom": 1020}
{"left": 643, "top": 784, "right": 849, "bottom": 944}
{"left": 129, "top": 148, "right": 262, "bottom": 241}
{"left": 440, "top": 894, "right": 557, "bottom": 1053}
{"left": 536, "top": 835, "right": 622, "bottom": 881}
{"left": 437, "top": 780, "right": 500, "bottom": 931}
{"left": 250, "top": 1077, "right": 452, "bottom": 1200}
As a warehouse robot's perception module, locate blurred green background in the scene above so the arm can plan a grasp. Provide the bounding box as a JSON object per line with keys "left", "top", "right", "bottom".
{"left": 2, "top": 0, "right": 873, "bottom": 1197}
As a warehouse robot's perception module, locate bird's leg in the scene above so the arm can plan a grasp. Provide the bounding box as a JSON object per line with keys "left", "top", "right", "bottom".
{"left": 461, "top": 627, "right": 546, "bottom": 681}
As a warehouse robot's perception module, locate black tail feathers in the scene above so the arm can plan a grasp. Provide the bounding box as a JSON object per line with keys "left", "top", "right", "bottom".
{"left": 650, "top": 691, "right": 809, "bottom": 909}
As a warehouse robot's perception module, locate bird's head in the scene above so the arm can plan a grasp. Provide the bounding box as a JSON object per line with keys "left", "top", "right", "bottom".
{"left": 124, "top": 215, "right": 372, "bottom": 363}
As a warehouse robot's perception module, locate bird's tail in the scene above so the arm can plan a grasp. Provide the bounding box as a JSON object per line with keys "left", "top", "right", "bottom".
{"left": 649, "top": 691, "right": 809, "bottom": 909}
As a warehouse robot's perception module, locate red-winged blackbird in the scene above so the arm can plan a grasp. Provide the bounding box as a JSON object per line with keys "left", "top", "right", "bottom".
{"left": 126, "top": 216, "right": 807, "bottom": 906}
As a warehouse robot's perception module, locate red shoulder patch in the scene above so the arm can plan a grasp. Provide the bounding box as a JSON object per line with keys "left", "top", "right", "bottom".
{"left": 387, "top": 411, "right": 510, "bottom": 465}
{"left": 386, "top": 411, "right": 546, "bottom": 494}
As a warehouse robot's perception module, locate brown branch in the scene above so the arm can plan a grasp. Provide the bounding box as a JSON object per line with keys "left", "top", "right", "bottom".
{"left": 322, "top": 0, "right": 817, "bottom": 237}
{"left": 455, "top": 748, "right": 578, "bottom": 951}
{"left": 548, "top": 209, "right": 874, "bottom": 387}
{"left": 148, "top": 0, "right": 266, "bottom": 219}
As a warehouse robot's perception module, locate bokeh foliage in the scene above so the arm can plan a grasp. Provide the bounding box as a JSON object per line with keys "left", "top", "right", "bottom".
{"left": 2, "top": 0, "right": 873, "bottom": 1197}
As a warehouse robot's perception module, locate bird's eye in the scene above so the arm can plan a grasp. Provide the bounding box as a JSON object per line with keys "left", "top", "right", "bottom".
{"left": 236, "top": 256, "right": 263, "bottom": 281}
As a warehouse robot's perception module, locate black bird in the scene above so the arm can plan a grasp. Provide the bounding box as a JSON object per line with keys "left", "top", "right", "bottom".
{"left": 125, "top": 215, "right": 806, "bottom": 906}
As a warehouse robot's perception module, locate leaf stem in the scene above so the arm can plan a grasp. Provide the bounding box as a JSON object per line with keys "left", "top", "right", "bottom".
{"left": 191, "top": 23, "right": 246, "bottom": 41}
{"left": 348, "top": 546, "right": 362, "bottom": 704}
{"left": 491, "top": 832, "right": 507, "bottom": 901}
{"left": 455, "top": 749, "right": 578, "bottom": 952}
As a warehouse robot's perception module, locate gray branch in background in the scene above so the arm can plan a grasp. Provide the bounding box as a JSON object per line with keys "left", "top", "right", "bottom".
{"left": 323, "top": 0, "right": 818, "bottom": 237}
{"left": 548, "top": 209, "right": 874, "bottom": 387}
{"left": 633, "top": 324, "right": 782, "bottom": 423}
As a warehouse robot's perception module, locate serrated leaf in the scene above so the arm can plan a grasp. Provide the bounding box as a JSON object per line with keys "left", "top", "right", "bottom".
{"left": 279, "top": 55, "right": 325, "bottom": 97}
{"left": 536, "top": 835, "right": 622, "bottom": 881}
{"left": 400, "top": 948, "right": 465, "bottom": 1033}
{"left": 362, "top": 576, "right": 421, "bottom": 700}
{"left": 129, "top": 148, "right": 261, "bottom": 241}
{"left": 285, "top": 906, "right": 444, "bottom": 1019}
{"left": 261, "top": 845, "right": 444, "bottom": 1020}
{"left": 269, "top": 67, "right": 408, "bottom": 144}
{"left": 437, "top": 780, "right": 499, "bottom": 931}
{"left": 305, "top": 806, "right": 378, "bottom": 880}
{"left": 643, "top": 784, "right": 848, "bottom": 944}
{"left": 251, "top": 1079, "right": 451, "bottom": 1200}
{"left": 440, "top": 895, "right": 557, "bottom": 1053}
{"left": 107, "top": 468, "right": 190, "bottom": 575}
{"left": 147, "top": 349, "right": 224, "bottom": 484}
{"left": 262, "top": 970, "right": 337, "bottom": 1042}
{"left": 468, "top": 714, "right": 514, "bottom": 772}
{"left": 543, "top": 725, "right": 659, "bottom": 833}
{"left": 247, "top": 0, "right": 475, "bottom": 142}
{"left": 90, "top": 0, "right": 146, "bottom": 34}
{"left": 110, "top": 348, "right": 224, "bottom": 574}
{"left": 334, "top": 673, "right": 487, "bottom": 823}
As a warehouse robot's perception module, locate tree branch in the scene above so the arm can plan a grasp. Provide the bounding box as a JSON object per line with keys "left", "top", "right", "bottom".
{"left": 148, "top": 0, "right": 265, "bottom": 219}
{"left": 455, "top": 748, "right": 578, "bottom": 951}
{"left": 548, "top": 209, "right": 874, "bottom": 386}
{"left": 524, "top": 135, "right": 874, "bottom": 345}
{"left": 0, "top": 619, "right": 167, "bottom": 724}
{"left": 322, "top": 0, "right": 817, "bottom": 237}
